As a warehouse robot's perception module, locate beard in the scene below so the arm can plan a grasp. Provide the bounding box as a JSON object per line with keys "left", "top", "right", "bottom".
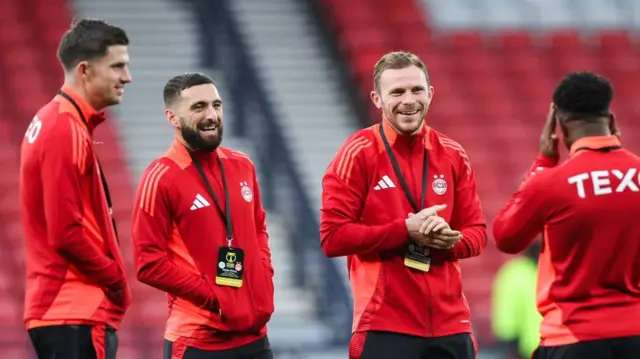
{"left": 384, "top": 105, "right": 426, "bottom": 135}
{"left": 180, "top": 120, "right": 223, "bottom": 152}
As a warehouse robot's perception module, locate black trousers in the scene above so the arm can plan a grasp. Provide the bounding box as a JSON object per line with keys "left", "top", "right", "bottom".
{"left": 28, "top": 324, "right": 118, "bottom": 359}
{"left": 164, "top": 336, "right": 272, "bottom": 359}
{"left": 351, "top": 331, "right": 476, "bottom": 359}
{"left": 534, "top": 335, "right": 640, "bottom": 359}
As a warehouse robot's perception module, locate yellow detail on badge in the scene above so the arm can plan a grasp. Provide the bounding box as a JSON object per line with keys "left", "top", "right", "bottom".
{"left": 404, "top": 256, "right": 431, "bottom": 272}
{"left": 216, "top": 277, "right": 243, "bottom": 287}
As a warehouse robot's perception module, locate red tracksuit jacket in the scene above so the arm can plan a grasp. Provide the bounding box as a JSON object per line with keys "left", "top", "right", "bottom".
{"left": 19, "top": 87, "right": 130, "bottom": 329}
{"left": 320, "top": 119, "right": 487, "bottom": 338}
{"left": 493, "top": 135, "right": 640, "bottom": 346}
{"left": 132, "top": 141, "right": 274, "bottom": 351}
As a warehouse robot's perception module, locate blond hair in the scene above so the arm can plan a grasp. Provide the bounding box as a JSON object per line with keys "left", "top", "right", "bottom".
{"left": 373, "top": 51, "right": 430, "bottom": 94}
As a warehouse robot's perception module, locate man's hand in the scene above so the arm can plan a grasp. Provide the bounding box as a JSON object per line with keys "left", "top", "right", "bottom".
{"left": 103, "top": 272, "right": 131, "bottom": 308}
{"left": 540, "top": 103, "right": 559, "bottom": 159}
{"left": 406, "top": 204, "right": 446, "bottom": 242}
{"left": 418, "top": 215, "right": 463, "bottom": 250}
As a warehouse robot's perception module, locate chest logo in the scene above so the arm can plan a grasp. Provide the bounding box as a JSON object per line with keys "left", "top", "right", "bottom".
{"left": 240, "top": 181, "right": 253, "bottom": 203}
{"left": 432, "top": 174, "right": 447, "bottom": 196}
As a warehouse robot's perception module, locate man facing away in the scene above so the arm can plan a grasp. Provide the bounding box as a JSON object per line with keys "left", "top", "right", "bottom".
{"left": 320, "top": 51, "right": 487, "bottom": 359}
{"left": 493, "top": 71, "right": 640, "bottom": 359}
{"left": 132, "top": 72, "right": 274, "bottom": 359}
{"left": 19, "top": 19, "right": 133, "bottom": 359}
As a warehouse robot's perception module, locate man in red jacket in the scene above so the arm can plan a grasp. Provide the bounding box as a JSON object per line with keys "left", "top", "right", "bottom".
{"left": 19, "top": 19, "right": 132, "bottom": 359}
{"left": 132, "top": 72, "right": 274, "bottom": 359}
{"left": 493, "top": 72, "right": 640, "bottom": 359}
{"left": 320, "top": 51, "right": 487, "bottom": 359}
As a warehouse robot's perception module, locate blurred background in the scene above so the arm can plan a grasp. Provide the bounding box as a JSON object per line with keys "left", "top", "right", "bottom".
{"left": 1, "top": 0, "right": 639, "bottom": 358}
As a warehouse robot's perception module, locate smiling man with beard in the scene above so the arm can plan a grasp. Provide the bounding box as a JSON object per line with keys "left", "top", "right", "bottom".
{"left": 320, "top": 51, "right": 487, "bottom": 359}
{"left": 132, "top": 73, "right": 275, "bottom": 359}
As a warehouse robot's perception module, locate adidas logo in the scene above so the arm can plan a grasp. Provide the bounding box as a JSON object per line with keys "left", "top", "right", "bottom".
{"left": 374, "top": 175, "right": 396, "bottom": 190}
{"left": 190, "top": 194, "right": 211, "bottom": 211}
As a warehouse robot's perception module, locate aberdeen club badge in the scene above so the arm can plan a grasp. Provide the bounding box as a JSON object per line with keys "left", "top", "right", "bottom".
{"left": 240, "top": 182, "right": 253, "bottom": 202}
{"left": 432, "top": 174, "right": 447, "bottom": 196}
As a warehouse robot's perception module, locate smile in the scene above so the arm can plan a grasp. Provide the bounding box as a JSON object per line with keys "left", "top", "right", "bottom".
{"left": 399, "top": 110, "right": 419, "bottom": 115}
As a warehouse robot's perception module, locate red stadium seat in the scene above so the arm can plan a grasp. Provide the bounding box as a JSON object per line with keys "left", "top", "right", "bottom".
{"left": 351, "top": 50, "right": 386, "bottom": 77}
{"left": 339, "top": 26, "right": 393, "bottom": 52}
{"left": 496, "top": 30, "right": 534, "bottom": 51}
{"left": 378, "top": 0, "right": 427, "bottom": 26}
{"left": 547, "top": 29, "right": 583, "bottom": 52}
{"left": 396, "top": 22, "right": 433, "bottom": 52}
{"left": 324, "top": 0, "right": 377, "bottom": 31}
{"left": 595, "top": 30, "right": 635, "bottom": 52}
{"left": 447, "top": 30, "right": 485, "bottom": 52}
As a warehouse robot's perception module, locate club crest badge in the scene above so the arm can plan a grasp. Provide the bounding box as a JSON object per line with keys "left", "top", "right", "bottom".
{"left": 240, "top": 181, "right": 253, "bottom": 202}
{"left": 432, "top": 174, "right": 447, "bottom": 196}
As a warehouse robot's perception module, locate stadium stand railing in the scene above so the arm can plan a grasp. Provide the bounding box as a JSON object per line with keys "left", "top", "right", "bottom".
{"left": 188, "top": 0, "right": 353, "bottom": 344}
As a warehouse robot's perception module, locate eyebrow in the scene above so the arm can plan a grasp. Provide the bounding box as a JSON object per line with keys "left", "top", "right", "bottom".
{"left": 189, "top": 99, "right": 222, "bottom": 110}
{"left": 190, "top": 101, "right": 207, "bottom": 110}
{"left": 389, "top": 85, "right": 425, "bottom": 94}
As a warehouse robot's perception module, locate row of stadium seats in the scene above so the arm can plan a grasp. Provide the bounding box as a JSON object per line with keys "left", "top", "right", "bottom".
{"left": 319, "top": 0, "right": 640, "bottom": 343}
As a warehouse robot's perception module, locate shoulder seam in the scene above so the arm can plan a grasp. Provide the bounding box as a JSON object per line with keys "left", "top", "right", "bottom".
{"left": 336, "top": 136, "right": 373, "bottom": 184}
{"left": 69, "top": 121, "right": 91, "bottom": 174}
{"left": 139, "top": 161, "right": 172, "bottom": 217}
{"left": 438, "top": 137, "right": 472, "bottom": 175}
{"left": 227, "top": 149, "right": 255, "bottom": 166}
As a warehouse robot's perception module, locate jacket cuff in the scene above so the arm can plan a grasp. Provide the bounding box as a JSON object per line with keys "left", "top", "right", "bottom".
{"left": 390, "top": 218, "right": 410, "bottom": 249}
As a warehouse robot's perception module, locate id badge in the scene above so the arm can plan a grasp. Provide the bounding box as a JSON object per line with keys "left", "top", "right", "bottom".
{"left": 216, "top": 247, "right": 244, "bottom": 287}
{"left": 404, "top": 243, "right": 431, "bottom": 272}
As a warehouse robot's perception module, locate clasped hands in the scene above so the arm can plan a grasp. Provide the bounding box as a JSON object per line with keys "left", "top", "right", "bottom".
{"left": 405, "top": 204, "right": 463, "bottom": 250}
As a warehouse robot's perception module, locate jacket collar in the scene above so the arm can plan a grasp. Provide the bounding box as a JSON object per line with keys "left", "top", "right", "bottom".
{"left": 569, "top": 135, "right": 621, "bottom": 156}
{"left": 379, "top": 117, "right": 431, "bottom": 150}
{"left": 166, "top": 139, "right": 225, "bottom": 167}
{"left": 57, "top": 85, "right": 106, "bottom": 132}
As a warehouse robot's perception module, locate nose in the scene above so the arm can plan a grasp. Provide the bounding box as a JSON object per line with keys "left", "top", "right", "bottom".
{"left": 122, "top": 67, "right": 133, "bottom": 84}
{"left": 205, "top": 105, "right": 219, "bottom": 121}
{"left": 400, "top": 91, "right": 416, "bottom": 105}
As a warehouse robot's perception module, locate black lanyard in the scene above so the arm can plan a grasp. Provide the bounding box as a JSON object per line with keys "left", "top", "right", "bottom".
{"left": 188, "top": 150, "right": 234, "bottom": 247}
{"left": 379, "top": 122, "right": 428, "bottom": 212}
{"left": 57, "top": 90, "right": 119, "bottom": 241}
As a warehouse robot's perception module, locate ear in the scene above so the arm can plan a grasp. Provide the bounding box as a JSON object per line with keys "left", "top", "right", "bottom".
{"left": 609, "top": 112, "right": 621, "bottom": 138}
{"left": 370, "top": 90, "right": 382, "bottom": 109}
{"left": 427, "top": 85, "right": 435, "bottom": 103}
{"left": 76, "top": 61, "right": 90, "bottom": 78}
{"left": 165, "top": 109, "right": 180, "bottom": 129}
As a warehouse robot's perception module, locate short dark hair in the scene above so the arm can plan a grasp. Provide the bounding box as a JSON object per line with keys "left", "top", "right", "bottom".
{"left": 57, "top": 19, "right": 129, "bottom": 71}
{"left": 553, "top": 72, "right": 613, "bottom": 118}
{"left": 163, "top": 72, "right": 215, "bottom": 107}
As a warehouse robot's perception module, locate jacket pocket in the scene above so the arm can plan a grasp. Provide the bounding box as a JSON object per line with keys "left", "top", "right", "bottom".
{"left": 209, "top": 281, "right": 256, "bottom": 332}
{"left": 249, "top": 260, "right": 275, "bottom": 329}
